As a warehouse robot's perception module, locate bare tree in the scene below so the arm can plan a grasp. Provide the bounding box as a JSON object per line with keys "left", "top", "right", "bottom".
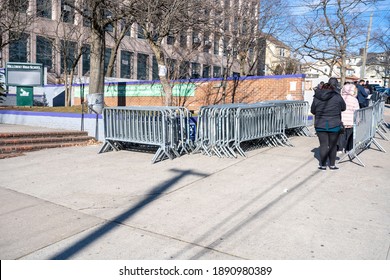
{"left": 105, "top": 17, "right": 135, "bottom": 77}
{"left": 0, "top": 0, "right": 35, "bottom": 67}
{"left": 289, "top": 0, "right": 377, "bottom": 85}
{"left": 64, "top": 0, "right": 136, "bottom": 96}
{"left": 131, "top": 0, "right": 211, "bottom": 106}
{"left": 55, "top": 19, "right": 88, "bottom": 106}
{"left": 370, "top": 18, "right": 390, "bottom": 86}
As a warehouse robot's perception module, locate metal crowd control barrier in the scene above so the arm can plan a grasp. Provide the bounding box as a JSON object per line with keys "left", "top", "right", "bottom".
{"left": 99, "top": 101, "right": 312, "bottom": 162}
{"left": 374, "top": 100, "right": 389, "bottom": 140}
{"left": 234, "top": 104, "right": 291, "bottom": 157}
{"left": 261, "top": 101, "right": 312, "bottom": 136}
{"left": 99, "top": 106, "right": 193, "bottom": 163}
{"left": 339, "top": 100, "right": 388, "bottom": 167}
{"left": 193, "top": 102, "right": 302, "bottom": 158}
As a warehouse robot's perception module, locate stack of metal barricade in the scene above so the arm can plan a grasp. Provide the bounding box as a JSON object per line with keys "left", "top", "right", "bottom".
{"left": 99, "top": 101, "right": 311, "bottom": 162}
{"left": 261, "top": 100, "right": 312, "bottom": 136}
{"left": 99, "top": 106, "right": 193, "bottom": 163}
{"left": 193, "top": 101, "right": 310, "bottom": 158}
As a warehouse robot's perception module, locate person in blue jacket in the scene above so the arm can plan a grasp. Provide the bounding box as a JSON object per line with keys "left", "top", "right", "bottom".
{"left": 356, "top": 79, "right": 368, "bottom": 108}
{"left": 311, "top": 78, "right": 346, "bottom": 170}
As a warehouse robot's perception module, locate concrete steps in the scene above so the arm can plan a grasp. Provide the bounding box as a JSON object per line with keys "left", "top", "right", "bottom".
{"left": 0, "top": 131, "right": 97, "bottom": 158}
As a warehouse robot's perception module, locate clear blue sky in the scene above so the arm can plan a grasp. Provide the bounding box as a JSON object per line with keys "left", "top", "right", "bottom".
{"left": 278, "top": 0, "right": 390, "bottom": 52}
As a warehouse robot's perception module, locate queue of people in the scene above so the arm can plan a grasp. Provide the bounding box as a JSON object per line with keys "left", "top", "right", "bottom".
{"left": 311, "top": 77, "right": 372, "bottom": 170}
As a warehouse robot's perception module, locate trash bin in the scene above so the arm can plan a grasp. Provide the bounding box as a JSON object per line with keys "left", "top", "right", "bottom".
{"left": 87, "top": 93, "right": 104, "bottom": 114}
{"left": 189, "top": 117, "right": 197, "bottom": 141}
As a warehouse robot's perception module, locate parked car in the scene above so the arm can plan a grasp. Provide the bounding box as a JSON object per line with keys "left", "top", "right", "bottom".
{"left": 376, "top": 87, "right": 385, "bottom": 92}
{"left": 380, "top": 88, "right": 390, "bottom": 104}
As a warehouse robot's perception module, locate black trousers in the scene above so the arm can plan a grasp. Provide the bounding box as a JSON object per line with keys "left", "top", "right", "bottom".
{"left": 337, "top": 127, "right": 354, "bottom": 152}
{"left": 317, "top": 131, "right": 340, "bottom": 166}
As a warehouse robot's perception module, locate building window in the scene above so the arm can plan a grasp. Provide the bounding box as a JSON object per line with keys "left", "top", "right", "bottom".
{"left": 279, "top": 48, "right": 285, "bottom": 57}
{"left": 202, "top": 65, "right": 210, "bottom": 78}
{"left": 121, "top": 20, "right": 131, "bottom": 37}
{"left": 82, "top": 44, "right": 90, "bottom": 75}
{"left": 9, "top": 33, "right": 28, "bottom": 62}
{"left": 137, "top": 25, "right": 145, "bottom": 39}
{"left": 37, "top": 0, "right": 52, "bottom": 19}
{"left": 203, "top": 33, "right": 211, "bottom": 53}
{"left": 224, "top": 18, "right": 230, "bottom": 32}
{"left": 233, "top": 17, "right": 239, "bottom": 33}
{"left": 192, "top": 31, "right": 201, "bottom": 48}
{"left": 152, "top": 56, "right": 159, "bottom": 80}
{"left": 213, "top": 66, "right": 221, "bottom": 78}
{"left": 214, "top": 35, "right": 220, "bottom": 55}
{"left": 242, "top": 20, "right": 248, "bottom": 35}
{"left": 104, "top": 10, "right": 113, "bottom": 32}
{"left": 61, "top": 0, "right": 75, "bottom": 23}
{"left": 180, "top": 32, "right": 187, "bottom": 48}
{"left": 36, "top": 36, "right": 53, "bottom": 71}
{"left": 120, "top": 50, "right": 133, "bottom": 79}
{"left": 137, "top": 53, "right": 149, "bottom": 80}
{"left": 60, "top": 40, "right": 77, "bottom": 74}
{"left": 191, "top": 62, "right": 200, "bottom": 79}
{"left": 223, "top": 38, "right": 229, "bottom": 56}
{"left": 167, "top": 32, "right": 175, "bottom": 45}
{"left": 83, "top": 5, "right": 91, "bottom": 27}
{"left": 179, "top": 61, "right": 190, "bottom": 79}
{"left": 9, "top": 0, "right": 28, "bottom": 13}
{"left": 166, "top": 58, "right": 177, "bottom": 79}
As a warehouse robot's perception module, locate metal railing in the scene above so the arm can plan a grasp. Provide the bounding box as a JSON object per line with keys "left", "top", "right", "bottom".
{"left": 193, "top": 101, "right": 310, "bottom": 158}
{"left": 99, "top": 106, "right": 193, "bottom": 163}
{"left": 260, "top": 100, "right": 312, "bottom": 136}
{"left": 339, "top": 99, "right": 388, "bottom": 167}
{"left": 99, "top": 101, "right": 311, "bottom": 163}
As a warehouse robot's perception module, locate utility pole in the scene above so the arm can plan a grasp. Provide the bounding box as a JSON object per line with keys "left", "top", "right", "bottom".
{"left": 360, "top": 12, "right": 373, "bottom": 79}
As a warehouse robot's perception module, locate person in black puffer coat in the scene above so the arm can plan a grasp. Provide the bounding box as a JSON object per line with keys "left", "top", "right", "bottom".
{"left": 311, "top": 77, "right": 346, "bottom": 170}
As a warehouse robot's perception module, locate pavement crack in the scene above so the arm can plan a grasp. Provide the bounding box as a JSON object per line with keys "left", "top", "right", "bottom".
{"left": 112, "top": 220, "right": 246, "bottom": 260}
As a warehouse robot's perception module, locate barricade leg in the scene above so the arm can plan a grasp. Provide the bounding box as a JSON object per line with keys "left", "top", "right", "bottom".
{"left": 338, "top": 149, "right": 365, "bottom": 167}
{"left": 99, "top": 140, "right": 122, "bottom": 153}
{"left": 368, "top": 138, "right": 386, "bottom": 153}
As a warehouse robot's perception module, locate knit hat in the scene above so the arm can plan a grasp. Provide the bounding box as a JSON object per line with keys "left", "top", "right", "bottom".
{"left": 328, "top": 77, "right": 339, "bottom": 88}
{"left": 341, "top": 83, "right": 357, "bottom": 97}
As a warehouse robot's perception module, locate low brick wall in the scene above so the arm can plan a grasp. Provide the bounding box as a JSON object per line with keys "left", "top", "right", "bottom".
{"left": 73, "top": 74, "right": 305, "bottom": 112}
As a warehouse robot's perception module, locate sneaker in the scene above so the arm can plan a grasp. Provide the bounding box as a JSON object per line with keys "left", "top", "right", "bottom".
{"left": 318, "top": 166, "right": 327, "bottom": 170}
{"left": 329, "top": 166, "right": 339, "bottom": 170}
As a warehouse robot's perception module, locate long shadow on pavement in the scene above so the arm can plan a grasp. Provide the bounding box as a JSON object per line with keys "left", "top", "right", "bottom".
{"left": 50, "top": 168, "right": 208, "bottom": 260}
{"left": 170, "top": 156, "right": 323, "bottom": 259}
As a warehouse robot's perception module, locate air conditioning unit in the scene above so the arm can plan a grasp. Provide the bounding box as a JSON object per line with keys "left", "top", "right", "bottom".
{"left": 63, "top": 5, "right": 71, "bottom": 12}
{"left": 204, "top": 40, "right": 212, "bottom": 46}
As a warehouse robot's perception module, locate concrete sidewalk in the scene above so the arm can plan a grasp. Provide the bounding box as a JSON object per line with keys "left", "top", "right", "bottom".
{"left": 0, "top": 121, "right": 389, "bottom": 260}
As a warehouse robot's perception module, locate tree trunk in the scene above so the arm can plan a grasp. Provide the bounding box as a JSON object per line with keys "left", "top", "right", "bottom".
{"left": 149, "top": 41, "right": 173, "bottom": 106}
{"left": 239, "top": 51, "right": 247, "bottom": 76}
{"left": 89, "top": 28, "right": 105, "bottom": 94}
{"left": 106, "top": 24, "right": 131, "bottom": 78}
{"left": 106, "top": 34, "right": 120, "bottom": 78}
{"left": 340, "top": 54, "right": 346, "bottom": 86}
{"left": 68, "top": 70, "right": 76, "bottom": 107}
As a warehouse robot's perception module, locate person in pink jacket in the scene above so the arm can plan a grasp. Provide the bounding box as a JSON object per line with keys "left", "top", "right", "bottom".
{"left": 340, "top": 83, "right": 360, "bottom": 152}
